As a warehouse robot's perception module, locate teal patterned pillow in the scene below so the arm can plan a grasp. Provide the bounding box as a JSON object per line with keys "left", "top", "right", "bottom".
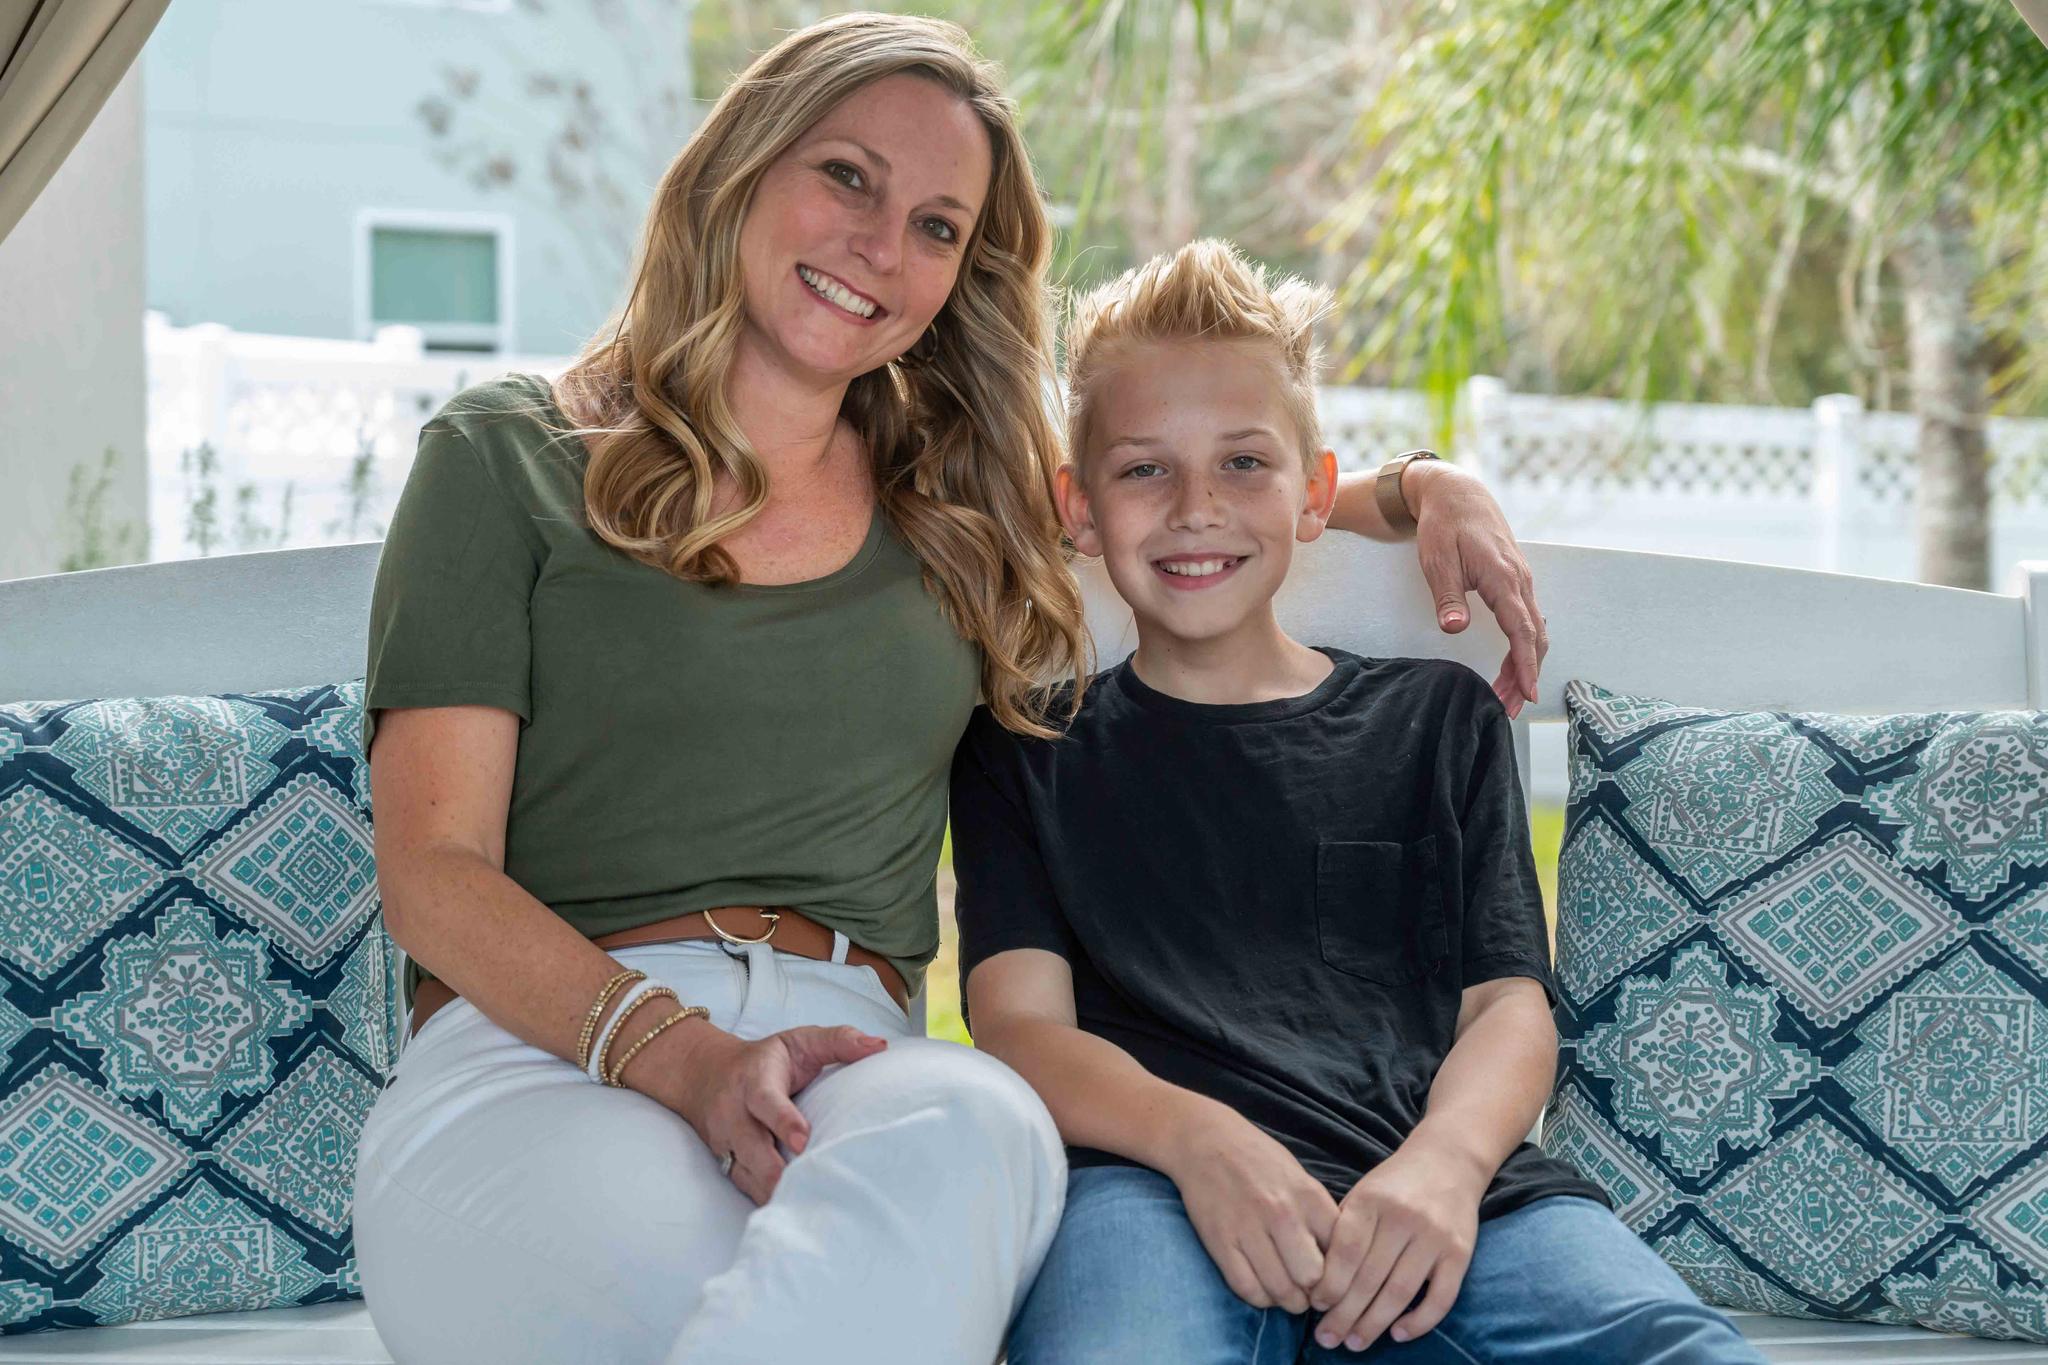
{"left": 1541, "top": 680, "right": 2048, "bottom": 1343}
{"left": 0, "top": 679, "right": 398, "bottom": 1336}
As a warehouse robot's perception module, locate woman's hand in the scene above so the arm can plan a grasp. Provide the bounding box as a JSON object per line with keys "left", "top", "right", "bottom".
{"left": 1307, "top": 1142, "right": 1484, "bottom": 1353}
{"left": 1159, "top": 1104, "right": 1339, "bottom": 1314}
{"left": 1333, "top": 461, "right": 1549, "bottom": 718}
{"left": 1409, "top": 462, "right": 1548, "bottom": 717}
{"left": 623, "top": 1021, "right": 888, "bottom": 1205}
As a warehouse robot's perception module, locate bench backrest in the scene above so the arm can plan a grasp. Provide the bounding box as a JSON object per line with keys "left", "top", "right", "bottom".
{"left": 4, "top": 539, "right": 2039, "bottom": 1039}
{"left": 1076, "top": 538, "right": 2048, "bottom": 719}
{"left": 0, "top": 542, "right": 384, "bottom": 704}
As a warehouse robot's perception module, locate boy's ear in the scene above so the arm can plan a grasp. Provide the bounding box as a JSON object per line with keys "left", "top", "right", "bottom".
{"left": 1055, "top": 461, "right": 1104, "bottom": 557}
{"left": 1297, "top": 448, "right": 1339, "bottom": 544}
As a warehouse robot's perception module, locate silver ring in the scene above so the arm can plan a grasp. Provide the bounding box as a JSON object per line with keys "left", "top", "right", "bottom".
{"left": 718, "top": 1151, "right": 736, "bottom": 1178}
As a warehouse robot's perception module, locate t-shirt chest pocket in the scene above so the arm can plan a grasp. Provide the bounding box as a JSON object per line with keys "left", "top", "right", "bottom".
{"left": 1314, "top": 837, "right": 1450, "bottom": 987}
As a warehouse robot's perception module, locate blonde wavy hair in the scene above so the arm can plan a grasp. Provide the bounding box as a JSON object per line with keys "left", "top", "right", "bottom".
{"left": 549, "top": 12, "right": 1087, "bottom": 735}
{"left": 1062, "top": 237, "right": 1333, "bottom": 474}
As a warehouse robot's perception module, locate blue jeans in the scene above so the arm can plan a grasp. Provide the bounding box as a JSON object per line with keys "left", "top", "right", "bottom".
{"left": 1007, "top": 1166, "right": 1766, "bottom": 1364}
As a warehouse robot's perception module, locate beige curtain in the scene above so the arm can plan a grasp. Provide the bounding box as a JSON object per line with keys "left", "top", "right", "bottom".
{"left": 2017, "top": 0, "right": 2048, "bottom": 48}
{"left": 0, "top": 0, "right": 168, "bottom": 245}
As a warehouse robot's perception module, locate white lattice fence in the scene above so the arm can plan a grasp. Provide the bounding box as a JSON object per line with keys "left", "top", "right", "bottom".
{"left": 1316, "top": 378, "right": 2048, "bottom": 582}
{"left": 1861, "top": 411, "right": 2048, "bottom": 506}
{"left": 143, "top": 319, "right": 2048, "bottom": 582}
{"left": 1316, "top": 387, "right": 1435, "bottom": 472}
{"left": 145, "top": 315, "right": 569, "bottom": 562}
{"left": 1472, "top": 390, "right": 1819, "bottom": 498}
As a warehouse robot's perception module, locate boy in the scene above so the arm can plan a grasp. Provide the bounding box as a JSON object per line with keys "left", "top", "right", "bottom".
{"left": 951, "top": 240, "right": 1765, "bottom": 1363}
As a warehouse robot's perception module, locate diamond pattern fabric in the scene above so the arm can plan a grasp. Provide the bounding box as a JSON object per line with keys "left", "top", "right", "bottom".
{"left": 0, "top": 681, "right": 397, "bottom": 1338}
{"left": 1543, "top": 681, "right": 2048, "bottom": 1344}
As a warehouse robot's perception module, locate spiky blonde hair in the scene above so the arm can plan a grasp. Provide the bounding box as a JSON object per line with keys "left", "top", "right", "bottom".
{"left": 1062, "top": 238, "right": 1332, "bottom": 474}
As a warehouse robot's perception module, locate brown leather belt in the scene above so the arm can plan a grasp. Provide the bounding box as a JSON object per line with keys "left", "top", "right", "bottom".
{"left": 407, "top": 905, "right": 910, "bottom": 1037}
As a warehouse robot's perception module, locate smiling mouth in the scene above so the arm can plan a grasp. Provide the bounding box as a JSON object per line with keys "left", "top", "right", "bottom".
{"left": 1153, "top": 555, "right": 1246, "bottom": 589}
{"left": 797, "top": 265, "right": 884, "bottom": 321}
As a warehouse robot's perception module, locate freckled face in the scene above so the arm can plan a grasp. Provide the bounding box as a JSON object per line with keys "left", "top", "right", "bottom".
{"left": 1059, "top": 339, "right": 1334, "bottom": 647}
{"left": 735, "top": 73, "right": 993, "bottom": 387}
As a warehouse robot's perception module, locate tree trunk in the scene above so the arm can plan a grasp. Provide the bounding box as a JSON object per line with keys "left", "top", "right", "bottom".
{"left": 1117, "top": 5, "right": 1198, "bottom": 259}
{"left": 1155, "top": 3, "right": 1199, "bottom": 253}
{"left": 1892, "top": 190, "right": 1992, "bottom": 591}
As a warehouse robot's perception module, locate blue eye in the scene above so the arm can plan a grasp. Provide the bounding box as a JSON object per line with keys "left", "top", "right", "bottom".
{"left": 923, "top": 217, "right": 959, "bottom": 243}
{"left": 1122, "top": 462, "right": 1164, "bottom": 479}
{"left": 824, "top": 160, "right": 865, "bottom": 190}
{"left": 1226, "top": 454, "right": 1265, "bottom": 471}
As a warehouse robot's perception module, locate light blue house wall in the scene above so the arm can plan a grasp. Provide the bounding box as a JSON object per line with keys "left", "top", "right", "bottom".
{"left": 0, "top": 68, "right": 147, "bottom": 582}
{"left": 144, "top": 0, "right": 697, "bottom": 356}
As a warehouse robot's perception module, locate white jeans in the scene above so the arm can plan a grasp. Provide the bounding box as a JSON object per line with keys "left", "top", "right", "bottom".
{"left": 351, "top": 937, "right": 1067, "bottom": 1365}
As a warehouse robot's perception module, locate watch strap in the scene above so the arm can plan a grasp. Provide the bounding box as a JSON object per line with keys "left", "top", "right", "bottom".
{"left": 1374, "top": 449, "right": 1441, "bottom": 533}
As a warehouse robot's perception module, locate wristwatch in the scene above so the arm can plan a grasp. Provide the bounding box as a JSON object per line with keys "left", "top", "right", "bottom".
{"left": 1373, "top": 449, "right": 1442, "bottom": 534}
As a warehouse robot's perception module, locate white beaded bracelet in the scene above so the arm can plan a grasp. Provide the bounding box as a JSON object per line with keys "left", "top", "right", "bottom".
{"left": 585, "top": 976, "right": 664, "bottom": 1084}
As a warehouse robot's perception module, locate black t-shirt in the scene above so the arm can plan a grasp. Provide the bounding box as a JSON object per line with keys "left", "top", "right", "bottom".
{"left": 950, "top": 646, "right": 1610, "bottom": 1222}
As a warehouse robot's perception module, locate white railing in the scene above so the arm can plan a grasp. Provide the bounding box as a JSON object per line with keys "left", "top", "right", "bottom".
{"left": 1320, "top": 378, "right": 2048, "bottom": 580}
{"left": 144, "top": 313, "right": 571, "bottom": 562}
{"left": 146, "top": 315, "right": 2048, "bottom": 581}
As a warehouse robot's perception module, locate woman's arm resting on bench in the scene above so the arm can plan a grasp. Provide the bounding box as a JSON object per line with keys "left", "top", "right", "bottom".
{"left": 1329, "top": 458, "right": 1549, "bottom": 718}
{"left": 967, "top": 947, "right": 1338, "bottom": 1316}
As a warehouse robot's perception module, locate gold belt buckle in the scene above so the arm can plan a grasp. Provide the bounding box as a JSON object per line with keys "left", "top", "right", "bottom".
{"left": 702, "top": 908, "right": 780, "bottom": 946}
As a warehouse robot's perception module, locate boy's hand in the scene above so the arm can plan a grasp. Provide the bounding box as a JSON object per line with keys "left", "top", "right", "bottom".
{"left": 1308, "top": 1142, "right": 1485, "bottom": 1352}
{"left": 1161, "top": 1104, "right": 1339, "bottom": 1314}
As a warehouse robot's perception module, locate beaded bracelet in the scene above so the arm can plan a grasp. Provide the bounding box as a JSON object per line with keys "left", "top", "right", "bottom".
{"left": 576, "top": 969, "right": 645, "bottom": 1073}
{"left": 585, "top": 978, "right": 666, "bottom": 1084}
{"left": 605, "top": 1004, "right": 712, "bottom": 1088}
{"left": 593, "top": 983, "right": 679, "bottom": 1085}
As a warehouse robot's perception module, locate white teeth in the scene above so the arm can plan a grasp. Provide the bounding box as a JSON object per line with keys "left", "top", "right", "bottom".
{"left": 1160, "top": 558, "right": 1234, "bottom": 577}
{"left": 798, "top": 266, "right": 876, "bottom": 318}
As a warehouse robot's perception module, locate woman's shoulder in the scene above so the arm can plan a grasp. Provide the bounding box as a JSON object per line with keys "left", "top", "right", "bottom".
{"left": 428, "top": 371, "right": 565, "bottom": 437}
{"left": 433, "top": 372, "right": 587, "bottom": 472}
{"left": 412, "top": 372, "right": 587, "bottom": 524}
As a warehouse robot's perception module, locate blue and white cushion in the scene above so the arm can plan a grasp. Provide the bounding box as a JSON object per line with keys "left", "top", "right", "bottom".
{"left": 0, "top": 680, "right": 397, "bottom": 1336}
{"left": 1542, "top": 680, "right": 2048, "bottom": 1344}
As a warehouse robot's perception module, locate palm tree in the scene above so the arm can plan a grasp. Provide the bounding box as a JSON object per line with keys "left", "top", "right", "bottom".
{"left": 1034, "top": 1, "right": 2048, "bottom": 590}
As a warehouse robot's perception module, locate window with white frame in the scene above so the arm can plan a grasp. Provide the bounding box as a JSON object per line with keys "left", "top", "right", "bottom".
{"left": 357, "top": 211, "right": 513, "bottom": 353}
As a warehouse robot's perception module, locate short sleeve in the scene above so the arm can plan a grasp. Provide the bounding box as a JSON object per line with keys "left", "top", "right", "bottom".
{"left": 362, "top": 419, "right": 542, "bottom": 759}
{"left": 948, "top": 710, "right": 1081, "bottom": 1031}
{"left": 1457, "top": 698, "right": 1560, "bottom": 1009}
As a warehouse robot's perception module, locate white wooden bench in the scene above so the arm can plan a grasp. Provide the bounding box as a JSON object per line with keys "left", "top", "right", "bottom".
{"left": 3, "top": 537, "right": 2045, "bottom": 1362}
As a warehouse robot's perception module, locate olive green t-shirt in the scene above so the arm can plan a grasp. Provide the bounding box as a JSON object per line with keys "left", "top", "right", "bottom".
{"left": 363, "top": 373, "right": 981, "bottom": 1009}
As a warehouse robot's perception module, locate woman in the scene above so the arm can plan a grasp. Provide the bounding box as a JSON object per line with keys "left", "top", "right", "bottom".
{"left": 349, "top": 13, "right": 1550, "bottom": 1365}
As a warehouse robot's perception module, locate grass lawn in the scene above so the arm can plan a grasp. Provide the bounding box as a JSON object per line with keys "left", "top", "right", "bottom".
{"left": 924, "top": 802, "right": 1568, "bottom": 1048}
